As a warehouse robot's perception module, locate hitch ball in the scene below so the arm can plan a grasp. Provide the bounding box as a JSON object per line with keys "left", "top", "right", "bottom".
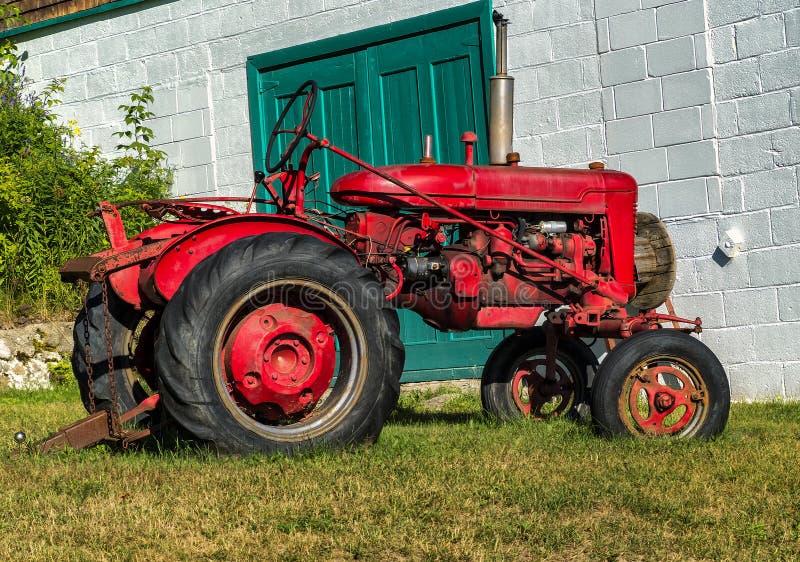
{"left": 13, "top": 431, "right": 26, "bottom": 444}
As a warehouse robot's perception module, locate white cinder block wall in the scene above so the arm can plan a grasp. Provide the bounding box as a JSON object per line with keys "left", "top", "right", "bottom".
{"left": 15, "top": 0, "right": 800, "bottom": 399}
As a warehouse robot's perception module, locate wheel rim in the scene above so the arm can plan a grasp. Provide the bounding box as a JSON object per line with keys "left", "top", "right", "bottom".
{"left": 511, "top": 357, "right": 576, "bottom": 419}
{"left": 213, "top": 278, "right": 367, "bottom": 442}
{"left": 619, "top": 355, "right": 710, "bottom": 436}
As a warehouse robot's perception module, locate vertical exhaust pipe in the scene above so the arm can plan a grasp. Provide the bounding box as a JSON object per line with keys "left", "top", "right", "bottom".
{"left": 489, "top": 11, "right": 514, "bottom": 166}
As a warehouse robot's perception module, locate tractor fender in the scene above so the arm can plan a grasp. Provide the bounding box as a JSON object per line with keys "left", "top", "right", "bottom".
{"left": 150, "top": 214, "right": 356, "bottom": 302}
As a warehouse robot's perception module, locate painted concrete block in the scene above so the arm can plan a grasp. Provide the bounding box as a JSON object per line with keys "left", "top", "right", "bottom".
{"left": 667, "top": 219, "right": 719, "bottom": 259}
{"left": 707, "top": 177, "right": 723, "bottom": 212}
{"left": 172, "top": 110, "right": 206, "bottom": 141}
{"left": 515, "top": 100, "right": 559, "bottom": 136}
{"left": 771, "top": 206, "right": 800, "bottom": 245}
{"left": 180, "top": 136, "right": 214, "bottom": 167}
{"left": 600, "top": 46, "right": 647, "bottom": 86}
{"left": 658, "top": 178, "right": 709, "bottom": 218}
{"left": 710, "top": 25, "right": 737, "bottom": 64}
{"left": 718, "top": 133, "right": 774, "bottom": 176}
{"left": 724, "top": 288, "right": 779, "bottom": 326}
{"left": 66, "top": 43, "right": 99, "bottom": 75}
{"left": 538, "top": 59, "right": 585, "bottom": 98}
{"left": 596, "top": 18, "right": 610, "bottom": 53}
{"left": 97, "top": 36, "right": 128, "bottom": 67}
{"left": 176, "top": 47, "right": 212, "bottom": 80}
{"left": 707, "top": 0, "right": 760, "bottom": 27}
{"left": 174, "top": 164, "right": 211, "bottom": 196}
{"left": 514, "top": 136, "right": 544, "bottom": 166}
{"left": 86, "top": 68, "right": 118, "bottom": 98}
{"left": 551, "top": 22, "right": 598, "bottom": 58}
{"left": 638, "top": 184, "right": 659, "bottom": 213}
{"left": 508, "top": 33, "right": 552, "bottom": 69}
{"left": 772, "top": 127, "right": 800, "bottom": 166}
{"left": 606, "top": 115, "right": 654, "bottom": 154}
{"left": 614, "top": 79, "right": 662, "bottom": 118}
{"left": 760, "top": 48, "right": 800, "bottom": 92}
{"left": 667, "top": 140, "right": 717, "bottom": 179}
{"left": 695, "top": 252, "right": 751, "bottom": 291}
{"left": 749, "top": 246, "right": 800, "bottom": 286}
{"left": 753, "top": 322, "right": 800, "bottom": 361}
{"left": 728, "top": 362, "right": 784, "bottom": 401}
{"left": 609, "top": 9, "right": 658, "bottom": 50}
{"left": 785, "top": 363, "right": 800, "bottom": 398}
{"left": 778, "top": 285, "right": 800, "bottom": 320}
{"left": 787, "top": 9, "right": 800, "bottom": 46}
{"left": 694, "top": 32, "right": 710, "bottom": 67}
{"left": 533, "top": 0, "right": 582, "bottom": 29}
{"left": 718, "top": 209, "right": 774, "bottom": 251}
{"left": 646, "top": 36, "right": 696, "bottom": 76}
{"left": 671, "top": 292, "right": 725, "bottom": 328}
{"left": 619, "top": 147, "right": 669, "bottom": 185}
{"left": 735, "top": 14, "right": 786, "bottom": 59}
{"left": 144, "top": 54, "right": 179, "bottom": 87}
{"left": 715, "top": 100, "right": 739, "bottom": 138}
{"left": 656, "top": 0, "right": 706, "bottom": 39}
{"left": 652, "top": 106, "right": 703, "bottom": 146}
{"left": 595, "top": 0, "right": 639, "bottom": 19}
{"left": 741, "top": 166, "right": 798, "bottom": 211}
{"left": 701, "top": 327, "right": 756, "bottom": 364}
{"left": 713, "top": 58, "right": 761, "bottom": 100}
{"left": 541, "top": 128, "right": 589, "bottom": 166}
{"left": 662, "top": 69, "right": 712, "bottom": 110}
{"left": 557, "top": 92, "right": 603, "bottom": 128}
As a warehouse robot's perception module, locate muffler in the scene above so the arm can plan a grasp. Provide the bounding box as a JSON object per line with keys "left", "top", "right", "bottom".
{"left": 489, "top": 11, "right": 515, "bottom": 165}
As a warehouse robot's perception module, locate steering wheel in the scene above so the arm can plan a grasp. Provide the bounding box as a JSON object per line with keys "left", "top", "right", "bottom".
{"left": 265, "top": 80, "right": 319, "bottom": 173}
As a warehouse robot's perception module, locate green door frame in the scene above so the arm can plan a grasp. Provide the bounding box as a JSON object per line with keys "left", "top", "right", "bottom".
{"left": 245, "top": 0, "right": 495, "bottom": 177}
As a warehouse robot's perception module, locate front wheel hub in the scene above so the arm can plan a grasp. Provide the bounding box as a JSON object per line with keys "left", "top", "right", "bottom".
{"left": 223, "top": 303, "right": 335, "bottom": 417}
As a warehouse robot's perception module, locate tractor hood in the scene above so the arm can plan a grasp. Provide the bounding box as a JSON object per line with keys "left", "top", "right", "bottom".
{"left": 330, "top": 164, "right": 638, "bottom": 214}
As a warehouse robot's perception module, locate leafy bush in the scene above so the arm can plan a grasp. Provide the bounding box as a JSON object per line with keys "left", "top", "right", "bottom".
{"left": 0, "top": 14, "right": 172, "bottom": 318}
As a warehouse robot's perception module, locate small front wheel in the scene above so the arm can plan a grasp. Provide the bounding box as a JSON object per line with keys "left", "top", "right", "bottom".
{"left": 481, "top": 329, "right": 595, "bottom": 421}
{"left": 591, "top": 330, "right": 729, "bottom": 438}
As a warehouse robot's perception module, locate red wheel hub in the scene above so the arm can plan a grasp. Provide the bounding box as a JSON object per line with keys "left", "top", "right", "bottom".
{"left": 627, "top": 365, "right": 702, "bottom": 435}
{"left": 222, "top": 303, "right": 335, "bottom": 418}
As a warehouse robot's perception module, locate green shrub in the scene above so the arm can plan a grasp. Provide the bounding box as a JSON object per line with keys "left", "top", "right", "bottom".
{"left": 0, "top": 17, "right": 172, "bottom": 318}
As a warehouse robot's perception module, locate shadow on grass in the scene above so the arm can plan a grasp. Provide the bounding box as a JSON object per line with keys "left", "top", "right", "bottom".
{"left": 387, "top": 405, "right": 486, "bottom": 426}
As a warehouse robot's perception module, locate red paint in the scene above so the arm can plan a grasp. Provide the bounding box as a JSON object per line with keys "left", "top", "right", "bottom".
{"left": 221, "top": 302, "right": 335, "bottom": 417}
{"left": 151, "top": 214, "right": 354, "bottom": 301}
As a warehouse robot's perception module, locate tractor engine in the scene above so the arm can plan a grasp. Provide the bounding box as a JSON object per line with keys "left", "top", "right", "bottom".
{"left": 342, "top": 208, "right": 671, "bottom": 332}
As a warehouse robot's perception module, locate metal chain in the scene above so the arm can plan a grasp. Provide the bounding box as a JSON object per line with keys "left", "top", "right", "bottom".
{"left": 80, "top": 281, "right": 96, "bottom": 414}
{"left": 101, "top": 279, "right": 122, "bottom": 435}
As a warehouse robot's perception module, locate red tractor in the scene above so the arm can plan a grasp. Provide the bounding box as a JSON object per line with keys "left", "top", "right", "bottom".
{"left": 50, "top": 20, "right": 729, "bottom": 455}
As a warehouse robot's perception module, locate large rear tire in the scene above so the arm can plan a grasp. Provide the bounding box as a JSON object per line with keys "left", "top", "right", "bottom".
{"left": 481, "top": 329, "right": 596, "bottom": 421}
{"left": 591, "top": 330, "right": 729, "bottom": 438}
{"left": 154, "top": 233, "right": 404, "bottom": 455}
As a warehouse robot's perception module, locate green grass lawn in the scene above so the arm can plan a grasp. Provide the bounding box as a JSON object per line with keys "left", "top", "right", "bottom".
{"left": 0, "top": 385, "right": 798, "bottom": 561}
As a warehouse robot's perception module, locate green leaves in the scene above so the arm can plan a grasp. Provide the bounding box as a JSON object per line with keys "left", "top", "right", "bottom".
{"left": 0, "top": 40, "right": 172, "bottom": 313}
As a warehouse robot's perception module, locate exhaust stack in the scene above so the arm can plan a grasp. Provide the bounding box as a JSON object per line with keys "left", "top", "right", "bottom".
{"left": 489, "top": 11, "right": 515, "bottom": 166}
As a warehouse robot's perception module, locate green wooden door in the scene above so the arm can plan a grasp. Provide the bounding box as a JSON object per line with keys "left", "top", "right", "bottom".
{"left": 252, "top": 9, "right": 506, "bottom": 382}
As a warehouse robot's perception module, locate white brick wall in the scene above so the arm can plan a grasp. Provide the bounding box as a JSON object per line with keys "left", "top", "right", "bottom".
{"left": 14, "top": 0, "right": 800, "bottom": 399}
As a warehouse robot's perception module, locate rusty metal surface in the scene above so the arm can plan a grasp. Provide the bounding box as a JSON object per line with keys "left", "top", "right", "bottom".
{"left": 39, "top": 411, "right": 112, "bottom": 454}
{"left": 60, "top": 256, "right": 104, "bottom": 282}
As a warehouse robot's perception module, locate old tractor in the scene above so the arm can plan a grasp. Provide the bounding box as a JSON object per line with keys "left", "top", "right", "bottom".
{"left": 42, "top": 15, "right": 729, "bottom": 454}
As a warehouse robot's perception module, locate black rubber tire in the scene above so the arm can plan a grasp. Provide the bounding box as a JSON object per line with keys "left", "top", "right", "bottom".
{"left": 591, "top": 330, "right": 730, "bottom": 438}
{"left": 154, "top": 233, "right": 404, "bottom": 455}
{"left": 71, "top": 282, "right": 152, "bottom": 415}
{"left": 481, "top": 328, "right": 596, "bottom": 421}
